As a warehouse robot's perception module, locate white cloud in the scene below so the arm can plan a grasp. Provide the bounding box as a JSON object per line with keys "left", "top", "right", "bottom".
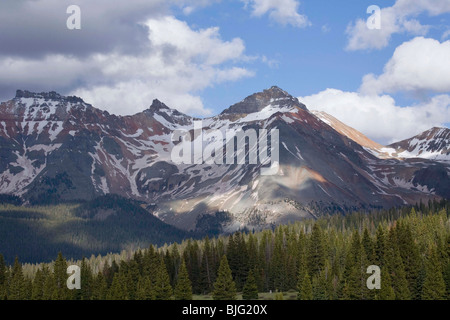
{"left": 301, "top": 36, "right": 450, "bottom": 144}
{"left": 299, "top": 89, "right": 450, "bottom": 144}
{"left": 346, "top": 0, "right": 450, "bottom": 51}
{"left": 346, "top": 8, "right": 397, "bottom": 51}
{"left": 0, "top": 16, "right": 254, "bottom": 116}
{"left": 321, "top": 24, "right": 330, "bottom": 33}
{"left": 182, "top": 6, "right": 194, "bottom": 15}
{"left": 442, "top": 29, "right": 450, "bottom": 40}
{"left": 242, "top": 0, "right": 310, "bottom": 28}
{"left": 0, "top": 55, "right": 92, "bottom": 88}
{"left": 73, "top": 81, "right": 210, "bottom": 117}
{"left": 0, "top": 0, "right": 168, "bottom": 57}
{"left": 360, "top": 37, "right": 450, "bottom": 95}
{"left": 177, "top": 0, "right": 221, "bottom": 15}
{"left": 261, "top": 55, "right": 279, "bottom": 68}
{"left": 147, "top": 16, "right": 245, "bottom": 66}
{"left": 393, "top": 0, "right": 450, "bottom": 16}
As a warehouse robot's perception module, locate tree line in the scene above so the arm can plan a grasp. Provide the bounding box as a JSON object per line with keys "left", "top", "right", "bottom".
{"left": 0, "top": 199, "right": 449, "bottom": 300}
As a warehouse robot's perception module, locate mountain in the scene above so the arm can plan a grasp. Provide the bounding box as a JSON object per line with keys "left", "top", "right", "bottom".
{"left": 311, "top": 110, "right": 387, "bottom": 156}
{"left": 0, "top": 194, "right": 195, "bottom": 263}
{"left": 314, "top": 111, "right": 450, "bottom": 162}
{"left": 388, "top": 127, "right": 450, "bottom": 161}
{"left": 0, "top": 87, "right": 448, "bottom": 232}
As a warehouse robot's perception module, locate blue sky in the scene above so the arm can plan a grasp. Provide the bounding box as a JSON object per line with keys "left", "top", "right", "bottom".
{"left": 177, "top": 0, "right": 449, "bottom": 113}
{"left": 180, "top": 0, "right": 392, "bottom": 109}
{"left": 0, "top": 0, "right": 449, "bottom": 143}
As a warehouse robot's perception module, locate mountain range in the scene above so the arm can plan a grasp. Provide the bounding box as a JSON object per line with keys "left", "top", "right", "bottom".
{"left": 0, "top": 86, "right": 448, "bottom": 232}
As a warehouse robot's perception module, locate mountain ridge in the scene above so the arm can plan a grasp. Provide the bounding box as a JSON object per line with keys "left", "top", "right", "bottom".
{"left": 312, "top": 110, "right": 450, "bottom": 162}
{"left": 0, "top": 87, "right": 448, "bottom": 231}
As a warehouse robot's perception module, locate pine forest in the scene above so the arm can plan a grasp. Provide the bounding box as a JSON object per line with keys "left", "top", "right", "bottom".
{"left": 1, "top": 200, "right": 449, "bottom": 300}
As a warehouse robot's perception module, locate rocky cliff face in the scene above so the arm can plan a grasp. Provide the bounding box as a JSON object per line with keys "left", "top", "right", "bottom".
{"left": 0, "top": 87, "right": 448, "bottom": 231}
{"left": 388, "top": 127, "right": 450, "bottom": 161}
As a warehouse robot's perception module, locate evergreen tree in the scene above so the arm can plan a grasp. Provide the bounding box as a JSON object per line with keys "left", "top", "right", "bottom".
{"left": 339, "top": 230, "right": 370, "bottom": 300}
{"left": 92, "top": 272, "right": 108, "bottom": 300}
{"left": 103, "top": 260, "right": 119, "bottom": 288}
{"left": 23, "top": 277, "right": 32, "bottom": 300}
{"left": 2, "top": 199, "right": 450, "bottom": 301}
{"left": 422, "top": 246, "right": 446, "bottom": 300}
{"left": 296, "top": 238, "right": 309, "bottom": 299}
{"left": 298, "top": 272, "right": 312, "bottom": 300}
{"left": 142, "top": 246, "right": 160, "bottom": 288}
{"left": 413, "top": 263, "right": 426, "bottom": 300}
{"left": 174, "top": 260, "right": 192, "bottom": 300}
{"left": 259, "top": 231, "right": 271, "bottom": 291}
{"left": 242, "top": 269, "right": 259, "bottom": 300}
{"left": 0, "top": 254, "right": 5, "bottom": 299}
{"left": 107, "top": 272, "right": 128, "bottom": 300}
{"left": 307, "top": 223, "right": 326, "bottom": 278}
{"left": 184, "top": 240, "right": 201, "bottom": 294}
{"left": 79, "top": 258, "right": 93, "bottom": 300}
{"left": 362, "top": 227, "right": 375, "bottom": 263}
{"left": 375, "top": 268, "right": 395, "bottom": 300}
{"left": 136, "top": 276, "right": 154, "bottom": 300}
{"left": 8, "top": 257, "right": 27, "bottom": 300}
{"left": 169, "top": 243, "right": 181, "bottom": 287}
{"left": 31, "top": 268, "right": 45, "bottom": 300}
{"left": 444, "top": 235, "right": 450, "bottom": 299}
{"left": 286, "top": 231, "right": 298, "bottom": 290}
{"left": 42, "top": 272, "right": 56, "bottom": 300}
{"left": 270, "top": 229, "right": 288, "bottom": 291}
{"left": 154, "top": 259, "right": 173, "bottom": 300}
{"left": 385, "top": 229, "right": 411, "bottom": 300}
{"left": 213, "top": 255, "right": 237, "bottom": 300}
{"left": 199, "top": 236, "right": 216, "bottom": 294}
{"left": 133, "top": 250, "right": 144, "bottom": 275}
{"left": 227, "top": 233, "right": 249, "bottom": 291}
{"left": 375, "top": 225, "right": 386, "bottom": 267}
{"left": 312, "top": 270, "right": 329, "bottom": 300}
{"left": 52, "top": 252, "right": 69, "bottom": 300}
{"left": 396, "top": 221, "right": 421, "bottom": 299}
{"left": 247, "top": 233, "right": 260, "bottom": 275}
{"left": 125, "top": 259, "right": 140, "bottom": 300}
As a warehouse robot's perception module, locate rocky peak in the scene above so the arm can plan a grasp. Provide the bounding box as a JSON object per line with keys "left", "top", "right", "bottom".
{"left": 148, "top": 99, "right": 170, "bottom": 112}
{"left": 426, "top": 127, "right": 450, "bottom": 138}
{"left": 15, "top": 90, "right": 85, "bottom": 104}
{"left": 1, "top": 90, "right": 94, "bottom": 122}
{"left": 387, "top": 127, "right": 450, "bottom": 160}
{"left": 140, "top": 99, "right": 192, "bottom": 126}
{"left": 264, "top": 86, "right": 292, "bottom": 98}
{"left": 221, "top": 86, "right": 307, "bottom": 115}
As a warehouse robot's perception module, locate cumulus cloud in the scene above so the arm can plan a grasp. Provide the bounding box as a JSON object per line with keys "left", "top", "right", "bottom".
{"left": 346, "top": 0, "right": 450, "bottom": 51}
{"left": 0, "top": 3, "right": 254, "bottom": 116}
{"left": 0, "top": 0, "right": 167, "bottom": 58}
{"left": 241, "top": 0, "right": 310, "bottom": 28}
{"left": 360, "top": 37, "right": 450, "bottom": 95}
{"left": 300, "top": 36, "right": 450, "bottom": 144}
{"left": 0, "top": 0, "right": 221, "bottom": 58}
{"left": 299, "top": 89, "right": 450, "bottom": 144}
{"left": 442, "top": 29, "right": 450, "bottom": 40}
{"left": 72, "top": 16, "right": 254, "bottom": 116}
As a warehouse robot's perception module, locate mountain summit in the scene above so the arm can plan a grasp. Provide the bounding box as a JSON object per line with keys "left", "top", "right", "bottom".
{"left": 222, "top": 86, "right": 307, "bottom": 115}
{"left": 15, "top": 90, "right": 84, "bottom": 103}
{"left": 0, "top": 87, "right": 448, "bottom": 231}
{"left": 388, "top": 127, "right": 450, "bottom": 161}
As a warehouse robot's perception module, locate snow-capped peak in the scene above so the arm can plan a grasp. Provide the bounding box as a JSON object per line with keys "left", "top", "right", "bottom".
{"left": 221, "top": 86, "right": 307, "bottom": 115}
{"left": 10, "top": 90, "right": 91, "bottom": 121}
{"left": 388, "top": 127, "right": 450, "bottom": 161}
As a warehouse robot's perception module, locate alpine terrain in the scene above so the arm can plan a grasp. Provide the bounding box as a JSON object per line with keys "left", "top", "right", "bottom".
{"left": 0, "top": 87, "right": 449, "bottom": 232}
